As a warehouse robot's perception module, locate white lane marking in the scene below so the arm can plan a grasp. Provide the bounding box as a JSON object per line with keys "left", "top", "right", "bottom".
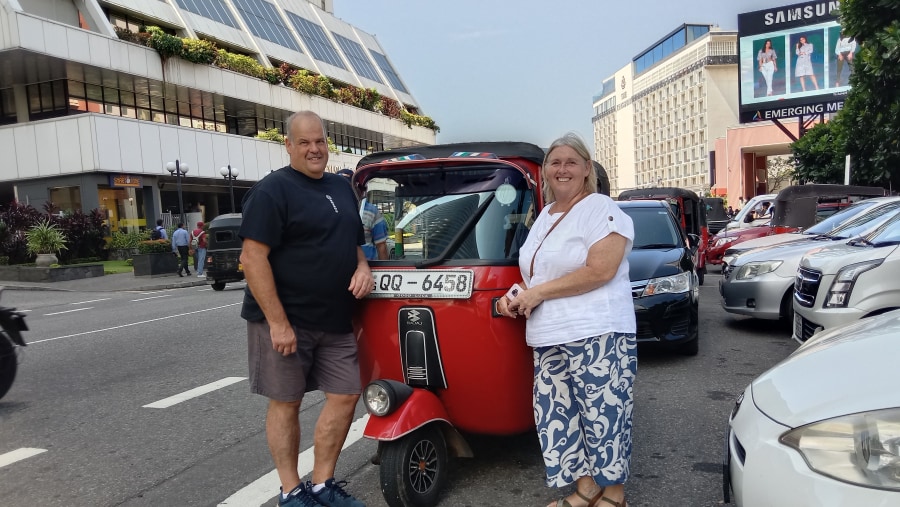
{"left": 72, "top": 298, "right": 110, "bottom": 305}
{"left": 131, "top": 294, "right": 172, "bottom": 302}
{"left": 28, "top": 302, "right": 242, "bottom": 345}
{"left": 0, "top": 448, "right": 47, "bottom": 468}
{"left": 18, "top": 309, "right": 31, "bottom": 312}
{"left": 218, "top": 414, "right": 370, "bottom": 506}
{"left": 44, "top": 307, "right": 93, "bottom": 316}
{"left": 144, "top": 377, "right": 247, "bottom": 408}
{"left": 198, "top": 288, "right": 212, "bottom": 292}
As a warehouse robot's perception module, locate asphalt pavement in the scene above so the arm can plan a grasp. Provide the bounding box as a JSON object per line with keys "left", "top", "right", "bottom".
{"left": 1, "top": 271, "right": 210, "bottom": 293}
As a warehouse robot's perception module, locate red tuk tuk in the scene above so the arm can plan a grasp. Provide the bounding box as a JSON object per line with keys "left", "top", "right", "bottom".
{"left": 351, "top": 142, "right": 607, "bottom": 507}
{"left": 617, "top": 187, "right": 709, "bottom": 284}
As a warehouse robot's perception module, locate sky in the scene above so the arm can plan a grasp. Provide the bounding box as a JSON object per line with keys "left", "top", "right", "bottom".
{"left": 337, "top": 0, "right": 782, "bottom": 149}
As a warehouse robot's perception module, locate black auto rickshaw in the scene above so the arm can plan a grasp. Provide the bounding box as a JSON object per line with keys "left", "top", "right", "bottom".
{"left": 618, "top": 187, "right": 709, "bottom": 284}
{"left": 703, "top": 197, "right": 730, "bottom": 235}
{"left": 204, "top": 213, "right": 243, "bottom": 291}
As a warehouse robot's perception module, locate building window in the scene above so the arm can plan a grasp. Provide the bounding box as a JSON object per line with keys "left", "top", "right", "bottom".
{"left": 49, "top": 186, "right": 82, "bottom": 213}
{"left": 233, "top": 0, "right": 301, "bottom": 51}
{"left": 333, "top": 34, "right": 383, "bottom": 83}
{"left": 287, "top": 13, "right": 345, "bottom": 68}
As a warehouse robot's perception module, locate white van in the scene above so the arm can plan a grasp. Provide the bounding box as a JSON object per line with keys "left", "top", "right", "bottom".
{"left": 725, "top": 194, "right": 777, "bottom": 231}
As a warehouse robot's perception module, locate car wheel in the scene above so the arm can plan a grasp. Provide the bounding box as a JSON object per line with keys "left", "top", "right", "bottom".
{"left": 0, "top": 337, "right": 17, "bottom": 400}
{"left": 211, "top": 281, "right": 226, "bottom": 291}
{"left": 380, "top": 424, "right": 448, "bottom": 507}
{"left": 697, "top": 266, "right": 705, "bottom": 286}
{"left": 681, "top": 337, "right": 699, "bottom": 356}
{"left": 780, "top": 290, "right": 794, "bottom": 329}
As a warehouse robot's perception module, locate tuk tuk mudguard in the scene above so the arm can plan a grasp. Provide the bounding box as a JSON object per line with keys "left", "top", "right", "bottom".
{"left": 364, "top": 388, "right": 474, "bottom": 458}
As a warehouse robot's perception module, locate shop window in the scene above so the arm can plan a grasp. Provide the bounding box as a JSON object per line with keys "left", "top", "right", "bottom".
{"left": 49, "top": 186, "right": 82, "bottom": 212}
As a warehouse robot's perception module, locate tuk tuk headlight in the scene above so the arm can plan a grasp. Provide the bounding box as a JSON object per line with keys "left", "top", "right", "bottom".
{"left": 735, "top": 261, "right": 783, "bottom": 280}
{"left": 824, "top": 259, "right": 883, "bottom": 308}
{"left": 779, "top": 407, "right": 900, "bottom": 491}
{"left": 714, "top": 237, "right": 736, "bottom": 248}
{"left": 363, "top": 379, "right": 413, "bottom": 417}
{"left": 642, "top": 272, "right": 691, "bottom": 296}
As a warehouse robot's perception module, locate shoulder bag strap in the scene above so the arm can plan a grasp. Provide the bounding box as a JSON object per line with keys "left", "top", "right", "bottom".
{"left": 529, "top": 193, "right": 588, "bottom": 278}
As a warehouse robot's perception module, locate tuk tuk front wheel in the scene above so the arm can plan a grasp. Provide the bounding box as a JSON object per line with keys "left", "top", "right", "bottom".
{"left": 211, "top": 281, "right": 226, "bottom": 291}
{"left": 0, "top": 337, "right": 17, "bottom": 400}
{"left": 380, "top": 425, "right": 448, "bottom": 507}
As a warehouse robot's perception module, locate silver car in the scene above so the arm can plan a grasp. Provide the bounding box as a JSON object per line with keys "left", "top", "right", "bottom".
{"left": 720, "top": 198, "right": 900, "bottom": 321}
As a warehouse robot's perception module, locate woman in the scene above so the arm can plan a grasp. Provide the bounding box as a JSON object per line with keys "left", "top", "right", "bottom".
{"left": 498, "top": 133, "right": 636, "bottom": 507}
{"left": 757, "top": 39, "right": 778, "bottom": 96}
{"left": 795, "top": 36, "right": 819, "bottom": 91}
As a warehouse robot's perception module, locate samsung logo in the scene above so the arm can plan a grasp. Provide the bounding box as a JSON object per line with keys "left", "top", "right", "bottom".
{"left": 764, "top": 1, "right": 839, "bottom": 25}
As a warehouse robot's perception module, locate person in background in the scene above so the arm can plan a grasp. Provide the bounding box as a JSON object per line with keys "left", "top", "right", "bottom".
{"left": 193, "top": 221, "right": 207, "bottom": 277}
{"left": 498, "top": 132, "right": 635, "bottom": 507}
{"left": 336, "top": 169, "right": 389, "bottom": 260}
{"left": 239, "top": 110, "right": 371, "bottom": 507}
{"left": 171, "top": 222, "right": 190, "bottom": 277}
{"left": 152, "top": 219, "right": 168, "bottom": 240}
{"left": 727, "top": 205, "right": 735, "bottom": 218}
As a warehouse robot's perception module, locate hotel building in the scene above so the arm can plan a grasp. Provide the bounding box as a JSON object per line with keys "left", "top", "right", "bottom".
{"left": 592, "top": 24, "right": 739, "bottom": 197}
{"left": 0, "top": 0, "right": 435, "bottom": 230}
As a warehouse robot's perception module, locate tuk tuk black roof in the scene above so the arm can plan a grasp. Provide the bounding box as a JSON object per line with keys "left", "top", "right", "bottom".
{"left": 208, "top": 213, "right": 242, "bottom": 228}
{"left": 771, "top": 184, "right": 887, "bottom": 227}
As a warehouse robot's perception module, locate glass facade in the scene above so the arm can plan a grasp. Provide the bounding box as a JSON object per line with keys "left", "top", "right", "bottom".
{"left": 0, "top": 88, "right": 14, "bottom": 125}
{"left": 287, "top": 12, "right": 345, "bottom": 68}
{"left": 233, "top": 0, "right": 301, "bottom": 51}
{"left": 174, "top": 0, "right": 238, "bottom": 28}
{"left": 634, "top": 24, "right": 710, "bottom": 74}
{"left": 370, "top": 50, "right": 407, "bottom": 93}
{"left": 333, "top": 34, "right": 382, "bottom": 83}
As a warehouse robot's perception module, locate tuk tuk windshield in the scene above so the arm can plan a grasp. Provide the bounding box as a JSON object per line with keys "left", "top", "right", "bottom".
{"left": 364, "top": 165, "right": 534, "bottom": 263}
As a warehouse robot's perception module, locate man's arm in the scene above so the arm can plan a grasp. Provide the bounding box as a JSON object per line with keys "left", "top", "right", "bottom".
{"left": 240, "top": 238, "right": 296, "bottom": 355}
{"left": 347, "top": 246, "right": 374, "bottom": 299}
{"left": 375, "top": 241, "right": 389, "bottom": 260}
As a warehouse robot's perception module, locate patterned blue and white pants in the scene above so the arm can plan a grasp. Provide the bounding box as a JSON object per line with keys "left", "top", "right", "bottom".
{"left": 533, "top": 332, "right": 637, "bottom": 487}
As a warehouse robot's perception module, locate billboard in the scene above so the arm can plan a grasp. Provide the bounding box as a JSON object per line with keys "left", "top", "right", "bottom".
{"left": 737, "top": 1, "right": 858, "bottom": 123}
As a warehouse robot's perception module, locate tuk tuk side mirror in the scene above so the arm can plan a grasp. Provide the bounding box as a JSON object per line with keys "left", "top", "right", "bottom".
{"left": 686, "top": 233, "right": 700, "bottom": 250}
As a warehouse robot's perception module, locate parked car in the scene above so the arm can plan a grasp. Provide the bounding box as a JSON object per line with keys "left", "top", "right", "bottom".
{"left": 618, "top": 187, "right": 709, "bottom": 284}
{"left": 793, "top": 211, "right": 900, "bottom": 343}
{"left": 720, "top": 199, "right": 900, "bottom": 323}
{"left": 708, "top": 184, "right": 886, "bottom": 268}
{"left": 204, "top": 213, "right": 244, "bottom": 291}
{"left": 721, "top": 196, "right": 900, "bottom": 266}
{"left": 703, "top": 197, "right": 730, "bottom": 235}
{"left": 724, "top": 194, "right": 776, "bottom": 231}
{"left": 617, "top": 200, "right": 699, "bottom": 355}
{"left": 725, "top": 309, "right": 900, "bottom": 506}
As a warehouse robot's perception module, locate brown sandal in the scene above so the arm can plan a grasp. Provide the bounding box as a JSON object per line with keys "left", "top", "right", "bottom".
{"left": 587, "top": 488, "right": 627, "bottom": 507}
{"left": 554, "top": 489, "right": 595, "bottom": 507}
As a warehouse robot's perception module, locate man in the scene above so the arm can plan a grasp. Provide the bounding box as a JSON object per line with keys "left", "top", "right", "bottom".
{"left": 192, "top": 221, "right": 207, "bottom": 277}
{"left": 337, "top": 169, "right": 389, "bottom": 260}
{"left": 152, "top": 219, "right": 168, "bottom": 240}
{"left": 239, "top": 111, "right": 372, "bottom": 507}
{"left": 171, "top": 222, "right": 190, "bottom": 276}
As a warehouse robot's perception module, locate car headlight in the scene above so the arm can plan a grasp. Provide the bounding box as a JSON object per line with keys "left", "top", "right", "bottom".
{"left": 734, "top": 260, "right": 783, "bottom": 280}
{"left": 780, "top": 407, "right": 900, "bottom": 491}
{"left": 641, "top": 271, "right": 691, "bottom": 296}
{"left": 824, "top": 259, "right": 884, "bottom": 308}
{"left": 363, "top": 379, "right": 413, "bottom": 417}
{"left": 714, "top": 237, "right": 736, "bottom": 248}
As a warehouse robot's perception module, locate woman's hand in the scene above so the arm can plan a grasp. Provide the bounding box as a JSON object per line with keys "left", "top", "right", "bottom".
{"left": 507, "top": 286, "right": 544, "bottom": 319}
{"left": 496, "top": 294, "right": 517, "bottom": 318}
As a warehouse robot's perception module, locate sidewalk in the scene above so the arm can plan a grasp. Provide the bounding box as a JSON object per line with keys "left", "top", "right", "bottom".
{"left": 2, "top": 271, "right": 213, "bottom": 292}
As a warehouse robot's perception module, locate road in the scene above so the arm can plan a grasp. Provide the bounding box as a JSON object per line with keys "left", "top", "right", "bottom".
{"left": 0, "top": 270, "right": 797, "bottom": 507}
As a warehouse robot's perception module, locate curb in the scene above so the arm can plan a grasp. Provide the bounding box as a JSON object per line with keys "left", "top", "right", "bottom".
{"left": 2, "top": 279, "right": 210, "bottom": 292}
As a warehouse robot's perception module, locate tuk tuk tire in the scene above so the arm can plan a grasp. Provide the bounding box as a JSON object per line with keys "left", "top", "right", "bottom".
{"left": 211, "top": 281, "right": 226, "bottom": 291}
{"left": 379, "top": 424, "right": 448, "bottom": 507}
{"left": 697, "top": 266, "right": 705, "bottom": 286}
{"left": 0, "top": 337, "right": 17, "bottom": 400}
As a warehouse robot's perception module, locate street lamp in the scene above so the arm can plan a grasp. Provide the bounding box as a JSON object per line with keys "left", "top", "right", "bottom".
{"left": 165, "top": 160, "right": 190, "bottom": 225}
{"left": 219, "top": 165, "right": 239, "bottom": 213}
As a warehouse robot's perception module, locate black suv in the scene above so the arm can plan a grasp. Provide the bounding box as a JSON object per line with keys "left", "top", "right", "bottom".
{"left": 617, "top": 200, "right": 700, "bottom": 355}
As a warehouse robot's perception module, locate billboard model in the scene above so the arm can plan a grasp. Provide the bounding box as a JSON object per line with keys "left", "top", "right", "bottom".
{"left": 737, "top": 0, "right": 858, "bottom": 123}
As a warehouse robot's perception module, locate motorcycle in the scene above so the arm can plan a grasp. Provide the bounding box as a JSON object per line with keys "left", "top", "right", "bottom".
{"left": 0, "top": 288, "right": 29, "bottom": 400}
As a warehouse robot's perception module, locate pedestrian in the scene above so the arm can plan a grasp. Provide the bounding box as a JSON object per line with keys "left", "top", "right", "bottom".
{"left": 727, "top": 205, "right": 735, "bottom": 218}
{"left": 192, "top": 221, "right": 207, "bottom": 277}
{"left": 337, "top": 169, "right": 389, "bottom": 260}
{"left": 498, "top": 132, "right": 635, "bottom": 507}
{"left": 151, "top": 219, "right": 168, "bottom": 240}
{"left": 171, "top": 223, "right": 190, "bottom": 276}
{"left": 239, "top": 110, "right": 372, "bottom": 507}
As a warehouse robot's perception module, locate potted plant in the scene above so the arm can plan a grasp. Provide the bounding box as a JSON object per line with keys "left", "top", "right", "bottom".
{"left": 132, "top": 239, "right": 178, "bottom": 277}
{"left": 25, "top": 220, "right": 67, "bottom": 267}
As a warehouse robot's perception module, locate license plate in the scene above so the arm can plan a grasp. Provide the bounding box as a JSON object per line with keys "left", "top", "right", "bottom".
{"left": 369, "top": 269, "right": 474, "bottom": 299}
{"left": 794, "top": 313, "right": 802, "bottom": 339}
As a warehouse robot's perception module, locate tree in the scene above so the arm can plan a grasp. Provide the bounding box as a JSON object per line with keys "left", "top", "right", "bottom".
{"left": 792, "top": 121, "right": 849, "bottom": 183}
{"left": 766, "top": 156, "right": 797, "bottom": 192}
{"left": 842, "top": 0, "right": 898, "bottom": 185}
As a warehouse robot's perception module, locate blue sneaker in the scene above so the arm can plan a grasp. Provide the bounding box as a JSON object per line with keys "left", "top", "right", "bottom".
{"left": 309, "top": 478, "right": 365, "bottom": 507}
{"left": 279, "top": 483, "right": 321, "bottom": 507}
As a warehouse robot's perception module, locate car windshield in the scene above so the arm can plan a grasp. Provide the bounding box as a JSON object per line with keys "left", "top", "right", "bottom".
{"left": 863, "top": 212, "right": 900, "bottom": 246}
{"left": 364, "top": 165, "right": 534, "bottom": 263}
{"left": 619, "top": 207, "right": 680, "bottom": 249}
{"left": 802, "top": 200, "right": 880, "bottom": 235}
{"left": 828, "top": 201, "right": 900, "bottom": 239}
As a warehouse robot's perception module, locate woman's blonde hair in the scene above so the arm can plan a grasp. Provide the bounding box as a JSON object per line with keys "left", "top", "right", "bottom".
{"left": 542, "top": 132, "right": 598, "bottom": 203}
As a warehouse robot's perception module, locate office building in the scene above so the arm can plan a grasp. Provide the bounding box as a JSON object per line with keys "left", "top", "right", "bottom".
{"left": 0, "top": 0, "right": 435, "bottom": 230}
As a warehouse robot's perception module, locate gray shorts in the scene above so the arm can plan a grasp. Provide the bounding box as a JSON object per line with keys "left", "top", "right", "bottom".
{"left": 247, "top": 320, "right": 361, "bottom": 402}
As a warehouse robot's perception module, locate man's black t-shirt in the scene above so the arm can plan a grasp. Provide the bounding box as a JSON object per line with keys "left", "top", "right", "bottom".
{"left": 239, "top": 166, "right": 364, "bottom": 333}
